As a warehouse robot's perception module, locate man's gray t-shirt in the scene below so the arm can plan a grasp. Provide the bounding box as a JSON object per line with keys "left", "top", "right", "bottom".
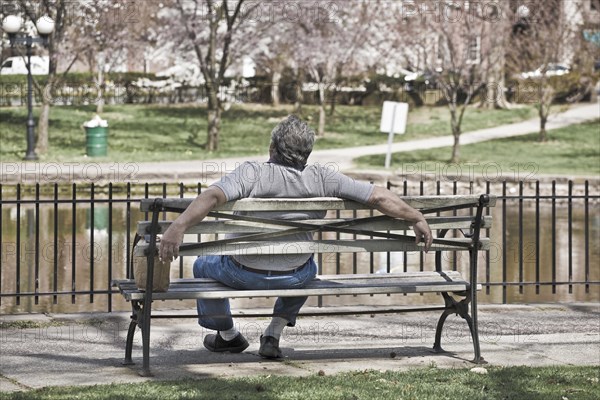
{"left": 211, "top": 161, "right": 374, "bottom": 271}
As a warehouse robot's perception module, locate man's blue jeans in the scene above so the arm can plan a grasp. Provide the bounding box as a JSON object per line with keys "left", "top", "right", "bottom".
{"left": 193, "top": 255, "right": 318, "bottom": 331}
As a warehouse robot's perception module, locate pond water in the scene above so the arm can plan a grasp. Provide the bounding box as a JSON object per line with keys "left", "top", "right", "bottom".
{"left": 1, "top": 191, "right": 598, "bottom": 315}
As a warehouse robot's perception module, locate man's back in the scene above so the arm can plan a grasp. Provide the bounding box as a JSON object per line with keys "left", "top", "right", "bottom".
{"left": 211, "top": 161, "right": 374, "bottom": 271}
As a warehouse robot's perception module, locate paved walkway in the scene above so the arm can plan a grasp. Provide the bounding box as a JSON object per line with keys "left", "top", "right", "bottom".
{"left": 311, "top": 103, "right": 600, "bottom": 171}
{"left": 1, "top": 303, "right": 598, "bottom": 392}
{"left": 1, "top": 103, "right": 598, "bottom": 184}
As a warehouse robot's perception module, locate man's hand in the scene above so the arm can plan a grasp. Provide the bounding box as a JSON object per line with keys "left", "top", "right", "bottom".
{"left": 413, "top": 219, "right": 433, "bottom": 253}
{"left": 159, "top": 223, "right": 185, "bottom": 263}
{"left": 367, "top": 187, "right": 434, "bottom": 253}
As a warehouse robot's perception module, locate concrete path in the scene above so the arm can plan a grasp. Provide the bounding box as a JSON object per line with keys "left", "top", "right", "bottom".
{"left": 1, "top": 303, "right": 598, "bottom": 392}
{"left": 1, "top": 103, "right": 598, "bottom": 184}
{"left": 312, "top": 103, "right": 600, "bottom": 171}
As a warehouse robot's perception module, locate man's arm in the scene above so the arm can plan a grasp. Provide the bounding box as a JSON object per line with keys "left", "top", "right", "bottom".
{"left": 159, "top": 186, "right": 227, "bottom": 262}
{"left": 367, "top": 186, "right": 433, "bottom": 252}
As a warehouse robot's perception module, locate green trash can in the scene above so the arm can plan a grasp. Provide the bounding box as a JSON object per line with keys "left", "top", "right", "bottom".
{"left": 85, "top": 126, "right": 108, "bottom": 157}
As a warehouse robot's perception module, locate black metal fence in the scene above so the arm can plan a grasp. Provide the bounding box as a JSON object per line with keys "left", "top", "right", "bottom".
{"left": 1, "top": 180, "right": 598, "bottom": 314}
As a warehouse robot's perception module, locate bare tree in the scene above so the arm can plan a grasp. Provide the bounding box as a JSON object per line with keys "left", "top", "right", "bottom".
{"left": 507, "top": 0, "right": 582, "bottom": 142}
{"left": 391, "top": 1, "right": 506, "bottom": 162}
{"left": 250, "top": 19, "right": 296, "bottom": 108}
{"left": 480, "top": 0, "right": 512, "bottom": 109}
{"left": 158, "top": 0, "right": 256, "bottom": 151}
{"left": 72, "top": 1, "right": 148, "bottom": 114}
{"left": 574, "top": 1, "right": 600, "bottom": 102}
{"left": 289, "top": 1, "right": 381, "bottom": 136}
{"left": 18, "top": 0, "right": 80, "bottom": 155}
{"left": 292, "top": 18, "right": 337, "bottom": 136}
{"left": 254, "top": 50, "right": 287, "bottom": 107}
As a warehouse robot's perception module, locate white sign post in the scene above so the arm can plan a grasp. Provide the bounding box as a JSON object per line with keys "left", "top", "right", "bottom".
{"left": 380, "top": 101, "right": 409, "bottom": 169}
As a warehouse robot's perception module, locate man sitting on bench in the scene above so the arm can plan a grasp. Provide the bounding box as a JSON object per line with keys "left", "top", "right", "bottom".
{"left": 158, "top": 115, "right": 433, "bottom": 359}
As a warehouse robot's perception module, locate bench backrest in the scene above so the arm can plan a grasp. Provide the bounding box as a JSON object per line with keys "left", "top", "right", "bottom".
{"left": 134, "top": 195, "right": 495, "bottom": 258}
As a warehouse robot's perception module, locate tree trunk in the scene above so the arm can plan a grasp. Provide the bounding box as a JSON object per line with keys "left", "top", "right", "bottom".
{"left": 206, "top": 83, "right": 221, "bottom": 151}
{"left": 328, "top": 91, "right": 337, "bottom": 116}
{"left": 318, "top": 83, "right": 326, "bottom": 136}
{"left": 293, "top": 70, "right": 304, "bottom": 114}
{"left": 451, "top": 129, "right": 461, "bottom": 163}
{"left": 206, "top": 107, "right": 221, "bottom": 151}
{"left": 482, "top": 75, "right": 510, "bottom": 109}
{"left": 538, "top": 108, "right": 548, "bottom": 142}
{"left": 96, "top": 64, "right": 105, "bottom": 114}
{"left": 329, "top": 83, "right": 338, "bottom": 116}
{"left": 538, "top": 80, "right": 553, "bottom": 142}
{"left": 35, "top": 73, "right": 54, "bottom": 155}
{"left": 449, "top": 106, "right": 461, "bottom": 163}
{"left": 271, "top": 69, "right": 281, "bottom": 107}
{"left": 35, "top": 102, "right": 51, "bottom": 155}
{"left": 329, "top": 64, "right": 343, "bottom": 116}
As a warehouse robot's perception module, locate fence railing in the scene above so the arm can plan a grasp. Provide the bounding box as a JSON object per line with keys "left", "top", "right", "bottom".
{"left": 0, "top": 180, "right": 598, "bottom": 314}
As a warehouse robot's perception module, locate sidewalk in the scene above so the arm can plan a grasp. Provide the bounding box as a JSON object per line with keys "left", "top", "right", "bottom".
{"left": 1, "top": 103, "right": 598, "bottom": 184}
{"left": 312, "top": 103, "right": 600, "bottom": 171}
{"left": 1, "top": 303, "right": 598, "bottom": 392}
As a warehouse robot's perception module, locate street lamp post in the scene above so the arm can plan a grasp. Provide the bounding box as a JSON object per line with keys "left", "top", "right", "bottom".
{"left": 2, "top": 15, "right": 55, "bottom": 160}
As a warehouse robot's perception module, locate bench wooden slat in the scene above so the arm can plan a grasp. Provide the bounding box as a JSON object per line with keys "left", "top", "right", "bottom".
{"left": 113, "top": 271, "right": 478, "bottom": 301}
{"left": 133, "top": 237, "right": 489, "bottom": 257}
{"left": 140, "top": 195, "right": 496, "bottom": 212}
{"left": 137, "top": 216, "right": 493, "bottom": 236}
{"left": 112, "top": 271, "right": 465, "bottom": 289}
{"left": 112, "top": 271, "right": 467, "bottom": 289}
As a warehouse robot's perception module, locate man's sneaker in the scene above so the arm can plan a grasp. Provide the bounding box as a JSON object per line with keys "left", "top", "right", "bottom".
{"left": 203, "top": 332, "right": 249, "bottom": 353}
{"left": 259, "top": 335, "right": 283, "bottom": 359}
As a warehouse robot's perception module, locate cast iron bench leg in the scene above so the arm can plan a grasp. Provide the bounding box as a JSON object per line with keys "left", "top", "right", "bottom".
{"left": 139, "top": 299, "right": 153, "bottom": 377}
{"left": 433, "top": 292, "right": 454, "bottom": 353}
{"left": 468, "top": 271, "right": 484, "bottom": 364}
{"left": 432, "top": 291, "right": 484, "bottom": 363}
{"left": 137, "top": 201, "right": 160, "bottom": 377}
{"left": 466, "top": 306, "right": 483, "bottom": 364}
{"left": 123, "top": 300, "right": 140, "bottom": 366}
{"left": 432, "top": 308, "right": 453, "bottom": 353}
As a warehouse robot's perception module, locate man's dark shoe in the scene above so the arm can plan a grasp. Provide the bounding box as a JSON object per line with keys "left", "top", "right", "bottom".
{"left": 259, "top": 335, "right": 283, "bottom": 359}
{"left": 203, "top": 332, "right": 249, "bottom": 353}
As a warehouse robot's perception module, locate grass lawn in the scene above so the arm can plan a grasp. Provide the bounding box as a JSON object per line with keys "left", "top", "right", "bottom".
{"left": 356, "top": 119, "right": 600, "bottom": 177}
{"left": 1, "top": 366, "right": 598, "bottom": 400}
{"left": 0, "top": 103, "right": 536, "bottom": 162}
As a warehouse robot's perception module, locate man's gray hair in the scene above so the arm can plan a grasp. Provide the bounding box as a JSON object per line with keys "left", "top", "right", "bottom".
{"left": 270, "top": 115, "right": 315, "bottom": 169}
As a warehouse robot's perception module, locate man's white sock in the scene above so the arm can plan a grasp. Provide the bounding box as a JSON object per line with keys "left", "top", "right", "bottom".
{"left": 219, "top": 326, "right": 239, "bottom": 341}
{"left": 264, "top": 317, "right": 288, "bottom": 340}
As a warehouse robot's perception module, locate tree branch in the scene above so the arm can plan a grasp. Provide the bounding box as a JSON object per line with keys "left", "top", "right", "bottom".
{"left": 62, "top": 54, "right": 78, "bottom": 77}
{"left": 176, "top": 0, "right": 210, "bottom": 83}
{"left": 218, "top": 0, "right": 245, "bottom": 82}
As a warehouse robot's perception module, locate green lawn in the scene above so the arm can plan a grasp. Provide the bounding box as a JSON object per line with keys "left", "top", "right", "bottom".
{"left": 1, "top": 366, "right": 598, "bottom": 400}
{"left": 0, "top": 104, "right": 536, "bottom": 162}
{"left": 356, "top": 119, "right": 600, "bottom": 176}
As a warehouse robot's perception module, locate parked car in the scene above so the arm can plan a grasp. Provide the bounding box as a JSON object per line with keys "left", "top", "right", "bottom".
{"left": 518, "top": 63, "right": 570, "bottom": 79}
{"left": 0, "top": 56, "right": 49, "bottom": 75}
{"left": 404, "top": 69, "right": 440, "bottom": 91}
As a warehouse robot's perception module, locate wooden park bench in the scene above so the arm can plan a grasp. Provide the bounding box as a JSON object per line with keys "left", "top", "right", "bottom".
{"left": 113, "top": 194, "right": 495, "bottom": 376}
